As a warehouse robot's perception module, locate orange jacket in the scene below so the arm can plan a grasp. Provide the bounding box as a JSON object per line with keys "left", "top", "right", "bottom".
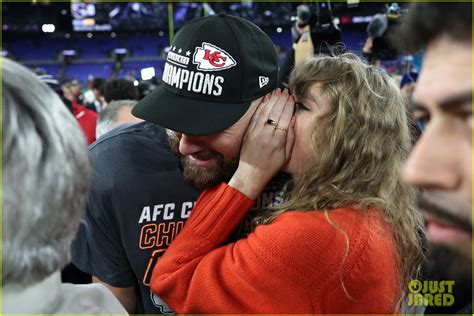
{"left": 151, "top": 183, "right": 401, "bottom": 313}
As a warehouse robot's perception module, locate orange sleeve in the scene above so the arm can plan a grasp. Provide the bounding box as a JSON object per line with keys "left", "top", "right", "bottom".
{"left": 150, "top": 184, "right": 401, "bottom": 313}
{"left": 149, "top": 183, "right": 316, "bottom": 313}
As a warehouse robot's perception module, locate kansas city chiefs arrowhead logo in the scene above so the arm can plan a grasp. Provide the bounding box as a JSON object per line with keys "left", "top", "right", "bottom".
{"left": 193, "top": 42, "right": 237, "bottom": 71}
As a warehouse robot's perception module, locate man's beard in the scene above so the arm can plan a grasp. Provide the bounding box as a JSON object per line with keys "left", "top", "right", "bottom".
{"left": 168, "top": 133, "right": 239, "bottom": 189}
{"left": 418, "top": 191, "right": 472, "bottom": 312}
{"left": 422, "top": 245, "right": 472, "bottom": 313}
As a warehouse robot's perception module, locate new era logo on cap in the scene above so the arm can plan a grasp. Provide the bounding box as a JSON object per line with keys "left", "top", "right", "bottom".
{"left": 193, "top": 42, "right": 237, "bottom": 71}
{"left": 259, "top": 76, "right": 269, "bottom": 88}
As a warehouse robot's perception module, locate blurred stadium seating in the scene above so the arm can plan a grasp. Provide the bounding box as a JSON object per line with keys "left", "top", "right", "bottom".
{"left": 2, "top": 1, "right": 407, "bottom": 87}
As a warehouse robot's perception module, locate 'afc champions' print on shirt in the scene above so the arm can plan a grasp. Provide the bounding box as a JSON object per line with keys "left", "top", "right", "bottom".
{"left": 138, "top": 201, "right": 196, "bottom": 286}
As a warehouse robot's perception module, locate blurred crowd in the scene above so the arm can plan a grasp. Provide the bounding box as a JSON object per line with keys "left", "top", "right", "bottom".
{"left": 2, "top": 2, "right": 472, "bottom": 315}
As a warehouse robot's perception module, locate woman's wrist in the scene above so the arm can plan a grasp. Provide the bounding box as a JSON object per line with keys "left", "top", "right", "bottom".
{"left": 228, "top": 164, "right": 271, "bottom": 200}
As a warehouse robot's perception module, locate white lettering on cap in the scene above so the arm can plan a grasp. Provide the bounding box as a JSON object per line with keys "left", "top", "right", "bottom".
{"left": 167, "top": 51, "right": 190, "bottom": 66}
{"left": 162, "top": 62, "right": 224, "bottom": 96}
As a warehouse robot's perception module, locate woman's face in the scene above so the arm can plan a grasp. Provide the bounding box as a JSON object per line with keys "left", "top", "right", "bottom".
{"left": 283, "top": 83, "right": 330, "bottom": 174}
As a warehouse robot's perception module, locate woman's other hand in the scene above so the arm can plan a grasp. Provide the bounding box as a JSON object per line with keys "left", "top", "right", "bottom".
{"left": 229, "top": 88, "right": 295, "bottom": 199}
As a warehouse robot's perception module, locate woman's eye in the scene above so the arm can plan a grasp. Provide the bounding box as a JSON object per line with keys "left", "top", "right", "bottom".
{"left": 295, "top": 102, "right": 309, "bottom": 112}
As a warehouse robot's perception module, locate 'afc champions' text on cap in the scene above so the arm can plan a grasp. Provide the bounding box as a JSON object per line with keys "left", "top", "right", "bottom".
{"left": 132, "top": 13, "right": 279, "bottom": 135}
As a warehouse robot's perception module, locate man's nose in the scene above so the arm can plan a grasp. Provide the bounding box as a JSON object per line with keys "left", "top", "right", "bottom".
{"left": 401, "top": 127, "right": 460, "bottom": 190}
{"left": 178, "top": 134, "right": 205, "bottom": 156}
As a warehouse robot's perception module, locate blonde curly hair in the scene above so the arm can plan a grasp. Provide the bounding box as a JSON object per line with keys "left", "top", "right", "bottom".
{"left": 252, "top": 53, "right": 425, "bottom": 303}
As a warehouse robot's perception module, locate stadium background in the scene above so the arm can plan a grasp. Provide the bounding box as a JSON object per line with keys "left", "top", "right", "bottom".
{"left": 2, "top": 1, "right": 416, "bottom": 90}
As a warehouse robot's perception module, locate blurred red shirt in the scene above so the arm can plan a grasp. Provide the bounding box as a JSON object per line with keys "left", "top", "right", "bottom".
{"left": 72, "top": 102, "right": 98, "bottom": 145}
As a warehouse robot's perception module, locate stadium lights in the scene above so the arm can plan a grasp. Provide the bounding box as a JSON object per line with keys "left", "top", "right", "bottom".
{"left": 352, "top": 16, "right": 373, "bottom": 23}
{"left": 42, "top": 24, "right": 55, "bottom": 33}
{"left": 141, "top": 67, "right": 155, "bottom": 81}
{"left": 62, "top": 50, "right": 77, "bottom": 57}
{"left": 114, "top": 48, "right": 128, "bottom": 56}
{"left": 276, "top": 27, "right": 283, "bottom": 33}
{"left": 347, "top": 0, "right": 360, "bottom": 5}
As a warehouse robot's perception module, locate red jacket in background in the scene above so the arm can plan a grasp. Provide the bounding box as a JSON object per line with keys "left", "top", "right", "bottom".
{"left": 72, "top": 102, "right": 98, "bottom": 145}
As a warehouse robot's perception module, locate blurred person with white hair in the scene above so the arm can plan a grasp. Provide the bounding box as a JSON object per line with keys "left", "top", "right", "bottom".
{"left": 96, "top": 99, "right": 143, "bottom": 139}
{"left": 1, "top": 58, "right": 127, "bottom": 314}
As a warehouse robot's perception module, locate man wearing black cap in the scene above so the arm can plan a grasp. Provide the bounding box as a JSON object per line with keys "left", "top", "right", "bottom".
{"left": 133, "top": 12, "right": 278, "bottom": 136}
{"left": 71, "top": 14, "right": 286, "bottom": 314}
{"left": 133, "top": 12, "right": 281, "bottom": 190}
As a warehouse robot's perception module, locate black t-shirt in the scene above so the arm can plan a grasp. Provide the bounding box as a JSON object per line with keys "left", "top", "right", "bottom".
{"left": 71, "top": 121, "right": 290, "bottom": 313}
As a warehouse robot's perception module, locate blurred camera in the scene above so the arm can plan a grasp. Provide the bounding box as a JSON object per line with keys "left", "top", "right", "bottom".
{"left": 366, "top": 2, "right": 404, "bottom": 60}
{"left": 291, "top": 2, "right": 342, "bottom": 54}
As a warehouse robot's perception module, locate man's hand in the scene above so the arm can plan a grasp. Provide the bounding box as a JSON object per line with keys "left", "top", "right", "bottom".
{"left": 294, "top": 25, "right": 314, "bottom": 66}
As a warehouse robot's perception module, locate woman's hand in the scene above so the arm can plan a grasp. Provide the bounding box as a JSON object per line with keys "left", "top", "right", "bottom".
{"left": 229, "top": 89, "right": 295, "bottom": 199}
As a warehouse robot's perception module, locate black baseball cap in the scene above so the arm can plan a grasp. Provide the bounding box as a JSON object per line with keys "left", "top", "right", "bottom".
{"left": 132, "top": 13, "right": 279, "bottom": 135}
